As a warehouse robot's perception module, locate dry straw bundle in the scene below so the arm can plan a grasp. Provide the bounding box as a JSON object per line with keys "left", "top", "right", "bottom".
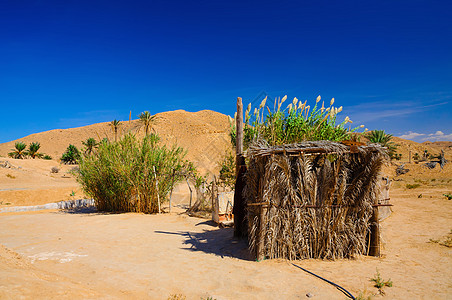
{"left": 244, "top": 140, "right": 387, "bottom": 260}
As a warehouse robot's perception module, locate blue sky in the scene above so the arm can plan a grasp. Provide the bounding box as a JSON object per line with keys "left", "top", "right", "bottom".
{"left": 1, "top": 0, "right": 451, "bottom": 143}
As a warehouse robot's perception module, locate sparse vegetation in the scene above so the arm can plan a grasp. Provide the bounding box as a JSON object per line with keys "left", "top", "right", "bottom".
{"left": 370, "top": 269, "right": 392, "bottom": 295}
{"left": 443, "top": 193, "right": 452, "bottom": 200}
{"left": 406, "top": 183, "right": 421, "bottom": 189}
{"left": 6, "top": 173, "right": 16, "bottom": 179}
{"left": 43, "top": 154, "right": 52, "bottom": 160}
{"left": 76, "top": 133, "right": 195, "bottom": 213}
{"left": 355, "top": 290, "right": 373, "bottom": 300}
{"left": 393, "top": 153, "right": 402, "bottom": 160}
{"left": 61, "top": 144, "right": 81, "bottom": 164}
{"left": 429, "top": 230, "right": 452, "bottom": 248}
{"left": 167, "top": 294, "right": 186, "bottom": 300}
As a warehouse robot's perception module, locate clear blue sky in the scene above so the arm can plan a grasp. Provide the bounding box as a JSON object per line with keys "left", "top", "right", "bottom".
{"left": 1, "top": 0, "right": 451, "bottom": 143}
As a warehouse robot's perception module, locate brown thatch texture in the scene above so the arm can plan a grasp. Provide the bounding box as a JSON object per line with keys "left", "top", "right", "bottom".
{"left": 244, "top": 141, "right": 388, "bottom": 260}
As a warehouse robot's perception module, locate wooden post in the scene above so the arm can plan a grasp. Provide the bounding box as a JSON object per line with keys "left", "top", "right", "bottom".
{"left": 369, "top": 205, "right": 380, "bottom": 256}
{"left": 211, "top": 177, "right": 217, "bottom": 221}
{"left": 169, "top": 169, "right": 175, "bottom": 213}
{"left": 236, "top": 97, "right": 244, "bottom": 177}
{"left": 186, "top": 178, "right": 192, "bottom": 208}
{"left": 153, "top": 166, "right": 161, "bottom": 214}
{"left": 256, "top": 205, "right": 268, "bottom": 261}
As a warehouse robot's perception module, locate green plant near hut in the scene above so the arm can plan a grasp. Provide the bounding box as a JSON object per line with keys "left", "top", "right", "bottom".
{"left": 365, "top": 130, "right": 398, "bottom": 158}
{"left": 61, "top": 144, "right": 81, "bottom": 164}
{"left": 230, "top": 95, "right": 363, "bottom": 149}
{"left": 370, "top": 269, "right": 392, "bottom": 295}
{"left": 76, "top": 133, "right": 194, "bottom": 213}
{"left": 8, "top": 142, "right": 27, "bottom": 159}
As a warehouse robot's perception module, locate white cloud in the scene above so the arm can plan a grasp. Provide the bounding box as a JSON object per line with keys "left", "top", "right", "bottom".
{"left": 399, "top": 131, "right": 452, "bottom": 142}
{"left": 347, "top": 100, "right": 449, "bottom": 123}
{"left": 399, "top": 131, "right": 425, "bottom": 140}
{"left": 428, "top": 131, "right": 444, "bottom": 136}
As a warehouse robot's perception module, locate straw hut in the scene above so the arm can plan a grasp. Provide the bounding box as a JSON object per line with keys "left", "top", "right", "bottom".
{"left": 244, "top": 140, "right": 388, "bottom": 260}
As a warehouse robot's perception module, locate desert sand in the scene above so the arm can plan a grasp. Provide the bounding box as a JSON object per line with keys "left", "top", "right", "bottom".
{"left": 1, "top": 110, "right": 451, "bottom": 299}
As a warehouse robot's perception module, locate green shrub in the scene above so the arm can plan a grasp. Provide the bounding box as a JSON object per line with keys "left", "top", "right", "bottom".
{"left": 43, "top": 154, "right": 52, "bottom": 160}
{"left": 76, "top": 133, "right": 194, "bottom": 213}
{"left": 230, "top": 95, "right": 361, "bottom": 149}
{"left": 61, "top": 144, "right": 81, "bottom": 164}
{"left": 218, "top": 151, "right": 236, "bottom": 189}
{"left": 406, "top": 183, "right": 421, "bottom": 189}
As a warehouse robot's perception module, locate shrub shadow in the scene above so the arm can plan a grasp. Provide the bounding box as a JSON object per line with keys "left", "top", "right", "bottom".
{"left": 155, "top": 228, "right": 252, "bottom": 261}
{"left": 58, "top": 207, "right": 117, "bottom": 215}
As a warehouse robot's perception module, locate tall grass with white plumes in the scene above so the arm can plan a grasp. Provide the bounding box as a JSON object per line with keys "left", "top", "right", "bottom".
{"left": 230, "top": 95, "right": 363, "bottom": 148}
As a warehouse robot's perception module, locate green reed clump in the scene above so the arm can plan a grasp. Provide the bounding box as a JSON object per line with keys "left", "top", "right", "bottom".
{"left": 76, "top": 133, "right": 194, "bottom": 213}
{"left": 230, "top": 95, "right": 363, "bottom": 149}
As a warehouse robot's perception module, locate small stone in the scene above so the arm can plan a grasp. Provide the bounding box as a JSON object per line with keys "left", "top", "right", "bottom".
{"left": 306, "top": 292, "right": 314, "bottom": 298}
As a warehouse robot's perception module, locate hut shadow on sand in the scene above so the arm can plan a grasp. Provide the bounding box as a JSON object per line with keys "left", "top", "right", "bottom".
{"left": 155, "top": 226, "right": 252, "bottom": 261}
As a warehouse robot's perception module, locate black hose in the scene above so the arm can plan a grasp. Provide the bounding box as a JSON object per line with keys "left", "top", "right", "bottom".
{"left": 291, "top": 263, "right": 355, "bottom": 300}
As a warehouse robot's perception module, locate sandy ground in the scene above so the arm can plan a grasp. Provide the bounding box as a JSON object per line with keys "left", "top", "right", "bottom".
{"left": 1, "top": 168, "right": 451, "bottom": 299}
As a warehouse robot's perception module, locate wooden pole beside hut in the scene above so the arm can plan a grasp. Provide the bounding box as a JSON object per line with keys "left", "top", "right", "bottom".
{"left": 234, "top": 97, "right": 247, "bottom": 237}
{"left": 236, "top": 97, "right": 244, "bottom": 175}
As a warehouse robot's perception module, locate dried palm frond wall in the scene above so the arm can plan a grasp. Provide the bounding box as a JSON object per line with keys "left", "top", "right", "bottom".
{"left": 244, "top": 140, "right": 387, "bottom": 260}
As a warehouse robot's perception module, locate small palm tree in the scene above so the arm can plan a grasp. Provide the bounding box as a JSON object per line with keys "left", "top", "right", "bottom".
{"left": 110, "top": 119, "right": 122, "bottom": 142}
{"left": 82, "top": 137, "right": 98, "bottom": 155}
{"left": 27, "top": 142, "right": 43, "bottom": 159}
{"left": 61, "top": 144, "right": 81, "bottom": 164}
{"left": 366, "top": 130, "right": 398, "bottom": 158}
{"left": 138, "top": 111, "right": 156, "bottom": 135}
{"left": 8, "top": 142, "right": 27, "bottom": 159}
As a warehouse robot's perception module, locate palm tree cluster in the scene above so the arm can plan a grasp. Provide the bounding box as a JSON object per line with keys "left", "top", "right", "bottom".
{"left": 8, "top": 142, "right": 48, "bottom": 159}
